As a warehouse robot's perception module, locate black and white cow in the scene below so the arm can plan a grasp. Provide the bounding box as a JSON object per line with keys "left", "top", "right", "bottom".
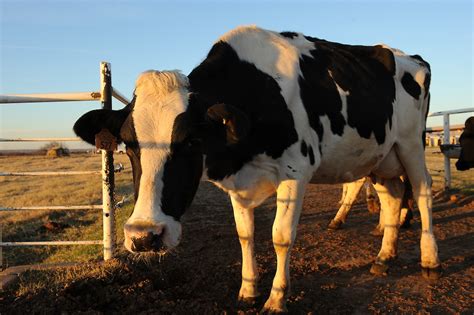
{"left": 74, "top": 26, "right": 440, "bottom": 312}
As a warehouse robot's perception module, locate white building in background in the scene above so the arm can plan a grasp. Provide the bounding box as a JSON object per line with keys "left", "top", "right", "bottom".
{"left": 426, "top": 128, "right": 463, "bottom": 147}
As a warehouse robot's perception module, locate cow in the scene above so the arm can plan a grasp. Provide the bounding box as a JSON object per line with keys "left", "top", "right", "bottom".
{"left": 329, "top": 176, "right": 414, "bottom": 233}
{"left": 73, "top": 26, "right": 440, "bottom": 312}
{"left": 455, "top": 116, "right": 474, "bottom": 171}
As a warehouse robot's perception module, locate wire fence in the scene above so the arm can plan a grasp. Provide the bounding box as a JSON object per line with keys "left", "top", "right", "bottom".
{"left": 0, "top": 62, "right": 130, "bottom": 268}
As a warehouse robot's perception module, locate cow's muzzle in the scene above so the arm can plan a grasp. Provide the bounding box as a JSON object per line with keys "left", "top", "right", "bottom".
{"left": 124, "top": 221, "right": 166, "bottom": 253}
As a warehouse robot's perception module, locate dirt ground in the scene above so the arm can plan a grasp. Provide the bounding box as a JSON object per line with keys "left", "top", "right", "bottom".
{"left": 1, "top": 181, "right": 473, "bottom": 314}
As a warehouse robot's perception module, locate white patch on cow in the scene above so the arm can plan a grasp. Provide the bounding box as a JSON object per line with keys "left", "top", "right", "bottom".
{"left": 125, "top": 70, "right": 189, "bottom": 249}
{"left": 278, "top": 31, "right": 314, "bottom": 57}
{"left": 220, "top": 26, "right": 300, "bottom": 99}
{"left": 211, "top": 154, "right": 280, "bottom": 209}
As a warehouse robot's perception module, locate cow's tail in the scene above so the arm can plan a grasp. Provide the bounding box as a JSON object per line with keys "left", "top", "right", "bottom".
{"left": 422, "top": 92, "right": 431, "bottom": 149}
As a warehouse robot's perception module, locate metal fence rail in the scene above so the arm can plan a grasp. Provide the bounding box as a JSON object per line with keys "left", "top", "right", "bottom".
{"left": 1, "top": 241, "right": 103, "bottom": 247}
{"left": 0, "top": 171, "right": 101, "bottom": 176}
{"left": 0, "top": 137, "right": 81, "bottom": 142}
{"left": 428, "top": 107, "right": 474, "bottom": 190}
{"left": 0, "top": 164, "right": 124, "bottom": 176}
{"left": 0, "top": 62, "right": 130, "bottom": 267}
{"left": 0, "top": 205, "right": 103, "bottom": 211}
{"left": 0, "top": 88, "right": 129, "bottom": 106}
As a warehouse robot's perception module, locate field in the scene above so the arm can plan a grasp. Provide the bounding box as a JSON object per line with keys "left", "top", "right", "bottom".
{"left": 0, "top": 149, "right": 473, "bottom": 313}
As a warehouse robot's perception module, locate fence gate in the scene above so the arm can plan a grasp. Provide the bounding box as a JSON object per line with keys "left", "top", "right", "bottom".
{"left": 427, "top": 108, "right": 474, "bottom": 190}
{"left": 0, "top": 62, "right": 129, "bottom": 268}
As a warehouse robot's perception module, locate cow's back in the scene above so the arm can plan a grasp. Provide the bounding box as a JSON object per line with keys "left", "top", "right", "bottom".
{"left": 282, "top": 31, "right": 431, "bottom": 183}
{"left": 189, "top": 25, "right": 431, "bottom": 185}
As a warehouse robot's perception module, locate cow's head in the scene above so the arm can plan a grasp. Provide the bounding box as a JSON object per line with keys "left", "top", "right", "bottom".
{"left": 73, "top": 70, "right": 249, "bottom": 254}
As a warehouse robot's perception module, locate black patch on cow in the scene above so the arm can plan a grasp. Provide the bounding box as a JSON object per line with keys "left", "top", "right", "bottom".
{"left": 308, "top": 145, "right": 315, "bottom": 165}
{"left": 280, "top": 31, "right": 298, "bottom": 39}
{"left": 300, "top": 140, "right": 308, "bottom": 157}
{"left": 188, "top": 41, "right": 298, "bottom": 180}
{"left": 401, "top": 72, "right": 421, "bottom": 100}
{"left": 300, "top": 37, "right": 396, "bottom": 145}
{"left": 160, "top": 113, "right": 204, "bottom": 220}
{"left": 119, "top": 99, "right": 142, "bottom": 202}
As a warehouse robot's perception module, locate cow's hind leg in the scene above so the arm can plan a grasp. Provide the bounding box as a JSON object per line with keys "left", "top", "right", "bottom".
{"left": 328, "top": 178, "right": 365, "bottom": 230}
{"left": 399, "top": 177, "right": 414, "bottom": 228}
{"left": 262, "top": 179, "right": 306, "bottom": 313}
{"left": 230, "top": 196, "right": 260, "bottom": 304}
{"left": 370, "top": 177, "right": 404, "bottom": 275}
{"left": 366, "top": 180, "right": 381, "bottom": 214}
{"left": 370, "top": 208, "right": 385, "bottom": 236}
{"left": 397, "top": 145, "right": 441, "bottom": 279}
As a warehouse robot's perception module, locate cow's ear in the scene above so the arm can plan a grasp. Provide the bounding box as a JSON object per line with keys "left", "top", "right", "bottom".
{"left": 73, "top": 108, "right": 130, "bottom": 145}
{"left": 206, "top": 103, "right": 250, "bottom": 145}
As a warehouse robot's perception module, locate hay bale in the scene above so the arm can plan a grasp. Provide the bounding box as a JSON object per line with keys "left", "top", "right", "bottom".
{"left": 46, "top": 147, "right": 70, "bottom": 157}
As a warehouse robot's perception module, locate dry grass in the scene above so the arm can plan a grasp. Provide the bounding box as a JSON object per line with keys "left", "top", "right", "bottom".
{"left": 0, "top": 149, "right": 472, "bottom": 268}
{"left": 0, "top": 153, "right": 133, "bottom": 266}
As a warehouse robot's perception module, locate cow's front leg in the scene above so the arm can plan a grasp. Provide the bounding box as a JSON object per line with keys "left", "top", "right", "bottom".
{"left": 263, "top": 179, "right": 306, "bottom": 313}
{"left": 231, "top": 196, "right": 259, "bottom": 302}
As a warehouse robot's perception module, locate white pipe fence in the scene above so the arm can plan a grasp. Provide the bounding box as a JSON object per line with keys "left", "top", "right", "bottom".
{"left": 0, "top": 62, "right": 130, "bottom": 268}
{"left": 428, "top": 107, "right": 474, "bottom": 190}
{"left": 0, "top": 206, "right": 103, "bottom": 212}
{"left": 0, "top": 138, "right": 81, "bottom": 142}
{"left": 0, "top": 164, "right": 123, "bottom": 177}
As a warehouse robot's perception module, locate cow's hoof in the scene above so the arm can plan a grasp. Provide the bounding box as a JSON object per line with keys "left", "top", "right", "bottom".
{"left": 260, "top": 298, "right": 287, "bottom": 314}
{"left": 370, "top": 256, "right": 397, "bottom": 276}
{"left": 328, "top": 219, "right": 343, "bottom": 230}
{"left": 370, "top": 262, "right": 389, "bottom": 275}
{"left": 237, "top": 296, "right": 258, "bottom": 308}
{"left": 259, "top": 306, "right": 288, "bottom": 314}
{"left": 421, "top": 266, "right": 442, "bottom": 280}
{"left": 370, "top": 227, "right": 384, "bottom": 236}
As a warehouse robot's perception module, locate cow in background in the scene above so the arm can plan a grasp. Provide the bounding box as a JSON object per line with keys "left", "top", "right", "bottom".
{"left": 456, "top": 116, "right": 474, "bottom": 171}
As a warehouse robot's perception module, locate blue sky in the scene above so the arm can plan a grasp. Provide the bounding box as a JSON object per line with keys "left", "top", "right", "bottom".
{"left": 1, "top": 0, "right": 472, "bottom": 149}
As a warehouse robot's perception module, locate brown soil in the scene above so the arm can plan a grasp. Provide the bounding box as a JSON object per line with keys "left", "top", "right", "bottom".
{"left": 1, "top": 182, "right": 473, "bottom": 314}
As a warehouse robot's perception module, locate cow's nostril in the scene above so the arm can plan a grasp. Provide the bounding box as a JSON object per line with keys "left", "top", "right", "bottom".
{"left": 131, "top": 231, "right": 165, "bottom": 252}
{"left": 149, "top": 232, "right": 163, "bottom": 250}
